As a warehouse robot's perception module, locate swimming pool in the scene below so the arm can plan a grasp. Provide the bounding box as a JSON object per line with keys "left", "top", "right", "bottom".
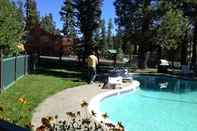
{"left": 100, "top": 75, "right": 197, "bottom": 131}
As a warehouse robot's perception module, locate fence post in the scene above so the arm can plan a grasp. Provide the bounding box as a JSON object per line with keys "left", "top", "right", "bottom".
{"left": 14, "top": 54, "right": 17, "bottom": 81}
{"left": 24, "top": 54, "right": 26, "bottom": 75}
{"left": 24, "top": 53, "right": 28, "bottom": 75}
{"left": 0, "top": 49, "right": 3, "bottom": 93}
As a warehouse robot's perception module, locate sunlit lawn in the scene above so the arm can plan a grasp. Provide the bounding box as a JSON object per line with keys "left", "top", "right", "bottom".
{"left": 0, "top": 68, "right": 86, "bottom": 127}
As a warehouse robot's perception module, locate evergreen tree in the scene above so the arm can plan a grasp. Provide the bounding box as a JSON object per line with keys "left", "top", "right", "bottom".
{"left": 157, "top": 8, "right": 189, "bottom": 67}
{"left": 40, "top": 13, "right": 56, "bottom": 34}
{"left": 93, "top": 27, "right": 101, "bottom": 45}
{"left": 140, "top": 0, "right": 151, "bottom": 49}
{"left": 114, "top": 0, "right": 144, "bottom": 43}
{"left": 160, "top": 0, "right": 197, "bottom": 65}
{"left": 60, "top": 0, "right": 103, "bottom": 61}
{"left": 107, "top": 18, "right": 114, "bottom": 49}
{"left": 100, "top": 19, "right": 107, "bottom": 56}
{"left": 115, "top": 26, "right": 123, "bottom": 50}
{"left": 74, "top": 0, "right": 103, "bottom": 60}
{"left": 60, "top": 0, "right": 77, "bottom": 37}
{"left": 114, "top": 0, "right": 163, "bottom": 68}
{"left": 114, "top": 0, "right": 145, "bottom": 67}
{"left": 182, "top": 0, "right": 197, "bottom": 65}
{"left": 0, "top": 0, "right": 24, "bottom": 55}
{"left": 25, "top": 0, "right": 40, "bottom": 31}
{"left": 16, "top": 0, "right": 25, "bottom": 27}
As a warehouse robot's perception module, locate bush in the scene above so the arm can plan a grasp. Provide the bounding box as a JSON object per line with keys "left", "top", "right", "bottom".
{"left": 0, "top": 0, "right": 24, "bottom": 55}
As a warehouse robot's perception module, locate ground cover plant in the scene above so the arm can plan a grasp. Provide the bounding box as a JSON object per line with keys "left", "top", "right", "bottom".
{"left": 36, "top": 101, "right": 125, "bottom": 131}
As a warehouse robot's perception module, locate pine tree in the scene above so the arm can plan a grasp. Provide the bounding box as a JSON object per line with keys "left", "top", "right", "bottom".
{"left": 93, "top": 27, "right": 101, "bottom": 45}
{"left": 157, "top": 7, "right": 189, "bottom": 67}
{"left": 60, "top": 0, "right": 103, "bottom": 61}
{"left": 25, "top": 0, "right": 40, "bottom": 31}
{"left": 181, "top": 0, "right": 197, "bottom": 65}
{"left": 137, "top": 0, "right": 152, "bottom": 68}
{"left": 100, "top": 19, "right": 107, "bottom": 56}
{"left": 107, "top": 18, "right": 114, "bottom": 49}
{"left": 160, "top": 0, "right": 197, "bottom": 65}
{"left": 114, "top": 0, "right": 143, "bottom": 40}
{"left": 114, "top": 0, "right": 144, "bottom": 66}
{"left": 115, "top": 26, "right": 123, "bottom": 50}
{"left": 114, "top": 0, "right": 158, "bottom": 68}
{"left": 40, "top": 13, "right": 56, "bottom": 34}
{"left": 60, "top": 0, "right": 76, "bottom": 37}
{"left": 16, "top": 0, "right": 25, "bottom": 27}
{"left": 74, "top": 0, "right": 103, "bottom": 60}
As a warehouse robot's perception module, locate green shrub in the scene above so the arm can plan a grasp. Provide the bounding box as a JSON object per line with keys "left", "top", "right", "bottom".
{"left": 0, "top": 0, "right": 24, "bottom": 55}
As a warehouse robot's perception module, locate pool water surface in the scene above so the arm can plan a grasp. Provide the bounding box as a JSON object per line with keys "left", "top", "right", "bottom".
{"left": 100, "top": 75, "right": 197, "bottom": 131}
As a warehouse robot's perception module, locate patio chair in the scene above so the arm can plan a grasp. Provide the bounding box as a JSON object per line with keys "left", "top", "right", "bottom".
{"left": 158, "top": 59, "right": 169, "bottom": 73}
{"left": 102, "top": 69, "right": 123, "bottom": 89}
{"left": 108, "top": 76, "right": 122, "bottom": 86}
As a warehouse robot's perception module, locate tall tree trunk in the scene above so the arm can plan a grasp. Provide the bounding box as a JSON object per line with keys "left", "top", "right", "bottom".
{"left": 192, "top": 22, "right": 197, "bottom": 65}
{"left": 138, "top": 0, "right": 151, "bottom": 69}
{"left": 157, "top": 46, "right": 162, "bottom": 65}
{"left": 192, "top": 40, "right": 197, "bottom": 65}
{"left": 83, "top": 33, "right": 93, "bottom": 63}
{"left": 134, "top": 44, "right": 138, "bottom": 55}
{"left": 181, "top": 40, "right": 188, "bottom": 65}
{"left": 170, "top": 49, "right": 175, "bottom": 73}
{"left": 129, "top": 53, "right": 132, "bottom": 64}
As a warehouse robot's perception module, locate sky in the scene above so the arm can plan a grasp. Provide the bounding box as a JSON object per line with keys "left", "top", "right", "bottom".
{"left": 35, "top": 0, "right": 116, "bottom": 30}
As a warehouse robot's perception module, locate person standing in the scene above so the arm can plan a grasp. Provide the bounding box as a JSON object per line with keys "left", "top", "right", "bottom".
{"left": 87, "top": 52, "right": 98, "bottom": 84}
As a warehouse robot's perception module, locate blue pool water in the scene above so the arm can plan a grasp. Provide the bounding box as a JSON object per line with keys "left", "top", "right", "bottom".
{"left": 100, "top": 75, "right": 197, "bottom": 131}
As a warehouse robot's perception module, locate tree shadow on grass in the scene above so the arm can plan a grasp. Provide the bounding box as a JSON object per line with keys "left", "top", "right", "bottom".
{"left": 27, "top": 59, "right": 86, "bottom": 82}
{"left": 38, "top": 58, "right": 85, "bottom": 71}
{"left": 33, "top": 69, "right": 88, "bottom": 82}
{"left": 35, "top": 58, "right": 137, "bottom": 83}
{"left": 36, "top": 59, "right": 110, "bottom": 83}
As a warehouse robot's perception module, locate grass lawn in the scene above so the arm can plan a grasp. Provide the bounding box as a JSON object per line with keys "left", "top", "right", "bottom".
{"left": 0, "top": 67, "right": 86, "bottom": 127}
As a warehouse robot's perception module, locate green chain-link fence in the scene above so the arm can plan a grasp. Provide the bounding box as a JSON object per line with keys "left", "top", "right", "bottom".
{"left": 0, "top": 55, "right": 29, "bottom": 90}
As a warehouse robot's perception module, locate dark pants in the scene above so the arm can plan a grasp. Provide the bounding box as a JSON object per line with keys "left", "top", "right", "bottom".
{"left": 88, "top": 67, "right": 96, "bottom": 83}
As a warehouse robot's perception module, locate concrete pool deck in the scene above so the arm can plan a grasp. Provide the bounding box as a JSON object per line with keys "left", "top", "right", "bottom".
{"left": 31, "top": 83, "right": 112, "bottom": 128}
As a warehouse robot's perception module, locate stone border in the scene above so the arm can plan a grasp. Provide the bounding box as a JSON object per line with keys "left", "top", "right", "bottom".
{"left": 88, "top": 80, "right": 140, "bottom": 125}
